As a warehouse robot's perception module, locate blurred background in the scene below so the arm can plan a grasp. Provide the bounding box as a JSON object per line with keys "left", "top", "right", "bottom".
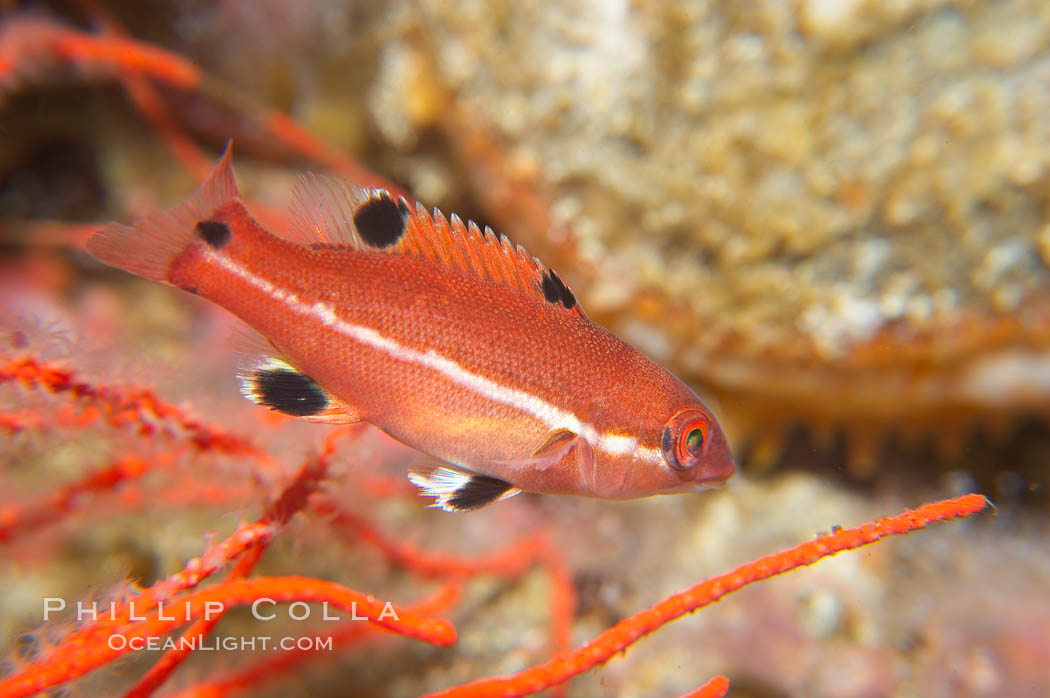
{"left": 1, "top": 1, "right": 1049, "bottom": 696}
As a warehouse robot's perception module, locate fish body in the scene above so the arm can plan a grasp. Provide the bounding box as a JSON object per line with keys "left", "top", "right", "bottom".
{"left": 87, "top": 148, "right": 734, "bottom": 510}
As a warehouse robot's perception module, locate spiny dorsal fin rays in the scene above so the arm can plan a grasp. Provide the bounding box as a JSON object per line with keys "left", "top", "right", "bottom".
{"left": 288, "top": 172, "right": 587, "bottom": 320}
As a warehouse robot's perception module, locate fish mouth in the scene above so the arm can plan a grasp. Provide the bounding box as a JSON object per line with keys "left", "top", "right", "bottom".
{"left": 693, "top": 456, "right": 735, "bottom": 490}
{"left": 697, "top": 435, "right": 736, "bottom": 489}
{"left": 694, "top": 476, "right": 731, "bottom": 491}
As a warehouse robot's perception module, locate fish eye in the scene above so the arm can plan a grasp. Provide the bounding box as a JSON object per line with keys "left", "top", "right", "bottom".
{"left": 661, "top": 410, "right": 710, "bottom": 471}
{"left": 682, "top": 426, "right": 705, "bottom": 457}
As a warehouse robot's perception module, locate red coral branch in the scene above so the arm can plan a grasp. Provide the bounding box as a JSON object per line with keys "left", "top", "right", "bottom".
{"left": 0, "top": 16, "right": 200, "bottom": 91}
{"left": 0, "top": 434, "right": 426, "bottom": 697}
{"left": 678, "top": 675, "right": 730, "bottom": 698}
{"left": 0, "top": 357, "right": 269, "bottom": 462}
{"left": 319, "top": 498, "right": 577, "bottom": 697}
{"left": 165, "top": 581, "right": 464, "bottom": 698}
{"left": 0, "top": 15, "right": 402, "bottom": 196}
{"left": 0, "top": 442, "right": 326, "bottom": 694}
{"left": 123, "top": 546, "right": 265, "bottom": 698}
{"left": 138, "top": 575, "right": 453, "bottom": 646}
{"left": 96, "top": 441, "right": 337, "bottom": 635}
{"left": 0, "top": 576, "right": 457, "bottom": 698}
{"left": 423, "top": 494, "right": 990, "bottom": 698}
{"left": 70, "top": 0, "right": 213, "bottom": 179}
{"left": 0, "top": 454, "right": 149, "bottom": 544}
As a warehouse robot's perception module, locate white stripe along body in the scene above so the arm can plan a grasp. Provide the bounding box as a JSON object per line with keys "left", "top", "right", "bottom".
{"left": 87, "top": 148, "right": 735, "bottom": 508}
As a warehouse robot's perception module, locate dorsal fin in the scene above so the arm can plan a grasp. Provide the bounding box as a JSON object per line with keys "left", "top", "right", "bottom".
{"left": 289, "top": 173, "right": 587, "bottom": 320}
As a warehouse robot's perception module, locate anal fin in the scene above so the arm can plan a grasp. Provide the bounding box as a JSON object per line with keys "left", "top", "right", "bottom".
{"left": 407, "top": 465, "right": 520, "bottom": 512}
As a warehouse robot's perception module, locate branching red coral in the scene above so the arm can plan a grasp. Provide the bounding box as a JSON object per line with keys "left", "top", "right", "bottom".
{"left": 678, "top": 675, "right": 730, "bottom": 698}
{"left": 0, "top": 13, "right": 1007, "bottom": 696}
{"left": 0, "top": 14, "right": 402, "bottom": 195}
{"left": 423, "top": 494, "right": 989, "bottom": 698}
{"left": 160, "top": 581, "right": 465, "bottom": 698}
{"left": 1, "top": 346, "right": 990, "bottom": 696}
{"left": 0, "top": 357, "right": 268, "bottom": 462}
{"left": 0, "top": 396, "right": 452, "bottom": 697}
{"left": 676, "top": 675, "right": 726, "bottom": 696}
{"left": 124, "top": 546, "right": 265, "bottom": 698}
{"left": 0, "top": 15, "right": 200, "bottom": 91}
{"left": 0, "top": 576, "right": 457, "bottom": 698}
{"left": 0, "top": 454, "right": 149, "bottom": 543}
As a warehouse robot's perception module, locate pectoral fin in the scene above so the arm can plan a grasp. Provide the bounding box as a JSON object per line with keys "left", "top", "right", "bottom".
{"left": 532, "top": 428, "right": 578, "bottom": 457}
{"left": 522, "top": 428, "right": 581, "bottom": 472}
{"left": 408, "top": 465, "right": 520, "bottom": 512}
{"left": 238, "top": 356, "right": 360, "bottom": 423}
{"left": 229, "top": 323, "right": 361, "bottom": 423}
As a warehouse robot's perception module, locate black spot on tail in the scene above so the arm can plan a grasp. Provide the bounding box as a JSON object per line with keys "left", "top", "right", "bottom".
{"left": 353, "top": 193, "right": 408, "bottom": 248}
{"left": 196, "top": 220, "right": 231, "bottom": 248}
{"left": 539, "top": 270, "right": 576, "bottom": 309}
{"left": 448, "top": 475, "right": 515, "bottom": 511}
{"left": 253, "top": 368, "right": 328, "bottom": 416}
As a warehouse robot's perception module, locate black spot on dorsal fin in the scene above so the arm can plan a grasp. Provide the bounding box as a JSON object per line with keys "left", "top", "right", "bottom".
{"left": 352, "top": 193, "right": 409, "bottom": 248}
{"left": 196, "top": 220, "right": 230, "bottom": 248}
{"left": 288, "top": 174, "right": 589, "bottom": 320}
{"left": 539, "top": 269, "right": 576, "bottom": 309}
{"left": 240, "top": 358, "right": 328, "bottom": 417}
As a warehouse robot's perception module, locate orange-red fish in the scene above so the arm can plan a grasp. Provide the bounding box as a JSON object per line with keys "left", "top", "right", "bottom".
{"left": 87, "top": 148, "right": 734, "bottom": 511}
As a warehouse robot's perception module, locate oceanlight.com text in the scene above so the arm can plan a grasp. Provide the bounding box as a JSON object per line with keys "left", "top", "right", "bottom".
{"left": 107, "top": 634, "right": 335, "bottom": 652}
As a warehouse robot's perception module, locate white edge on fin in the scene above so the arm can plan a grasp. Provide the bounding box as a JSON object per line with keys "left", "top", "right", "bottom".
{"left": 237, "top": 355, "right": 361, "bottom": 424}
{"left": 407, "top": 466, "right": 520, "bottom": 513}
{"left": 237, "top": 356, "right": 294, "bottom": 402}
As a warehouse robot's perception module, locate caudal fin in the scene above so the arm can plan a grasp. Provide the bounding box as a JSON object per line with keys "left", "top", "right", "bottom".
{"left": 86, "top": 144, "right": 240, "bottom": 282}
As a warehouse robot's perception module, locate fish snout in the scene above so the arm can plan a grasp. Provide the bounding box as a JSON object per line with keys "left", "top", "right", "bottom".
{"left": 695, "top": 429, "right": 735, "bottom": 489}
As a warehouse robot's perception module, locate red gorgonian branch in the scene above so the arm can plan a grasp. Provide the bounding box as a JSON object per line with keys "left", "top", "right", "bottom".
{"left": 423, "top": 494, "right": 990, "bottom": 698}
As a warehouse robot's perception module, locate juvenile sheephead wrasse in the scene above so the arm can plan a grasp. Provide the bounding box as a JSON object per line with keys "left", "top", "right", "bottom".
{"left": 87, "top": 147, "right": 735, "bottom": 511}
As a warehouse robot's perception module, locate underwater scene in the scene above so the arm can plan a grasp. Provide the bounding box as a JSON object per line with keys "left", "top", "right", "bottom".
{"left": 0, "top": 1, "right": 1047, "bottom": 696}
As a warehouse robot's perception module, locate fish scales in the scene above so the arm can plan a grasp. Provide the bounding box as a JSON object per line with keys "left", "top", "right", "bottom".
{"left": 87, "top": 146, "right": 734, "bottom": 511}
